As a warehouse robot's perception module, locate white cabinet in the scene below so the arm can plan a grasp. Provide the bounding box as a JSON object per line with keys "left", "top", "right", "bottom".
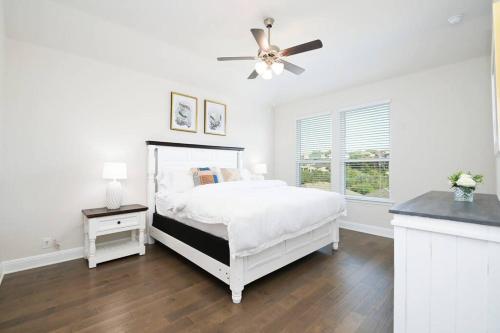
{"left": 392, "top": 214, "right": 500, "bottom": 333}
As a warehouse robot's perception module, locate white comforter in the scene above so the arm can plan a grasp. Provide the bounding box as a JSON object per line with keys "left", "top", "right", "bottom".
{"left": 158, "top": 180, "right": 346, "bottom": 257}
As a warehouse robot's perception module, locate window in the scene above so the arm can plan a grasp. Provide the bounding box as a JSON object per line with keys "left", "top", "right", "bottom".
{"left": 340, "top": 102, "right": 390, "bottom": 200}
{"left": 296, "top": 113, "right": 332, "bottom": 190}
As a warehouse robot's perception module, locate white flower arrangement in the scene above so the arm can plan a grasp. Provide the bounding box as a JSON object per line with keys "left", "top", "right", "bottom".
{"left": 456, "top": 174, "right": 476, "bottom": 187}
{"left": 448, "top": 171, "right": 483, "bottom": 192}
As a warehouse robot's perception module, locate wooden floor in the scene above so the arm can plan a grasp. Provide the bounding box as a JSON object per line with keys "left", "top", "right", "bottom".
{"left": 0, "top": 229, "right": 393, "bottom": 333}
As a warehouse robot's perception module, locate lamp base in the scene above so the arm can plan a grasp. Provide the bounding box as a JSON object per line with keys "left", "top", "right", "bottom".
{"left": 106, "top": 180, "right": 122, "bottom": 209}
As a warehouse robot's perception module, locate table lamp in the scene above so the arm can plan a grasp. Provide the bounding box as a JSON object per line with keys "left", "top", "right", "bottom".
{"left": 102, "top": 162, "right": 127, "bottom": 209}
{"left": 253, "top": 163, "right": 268, "bottom": 180}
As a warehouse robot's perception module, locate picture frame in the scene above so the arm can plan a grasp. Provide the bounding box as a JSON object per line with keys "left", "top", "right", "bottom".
{"left": 204, "top": 100, "right": 227, "bottom": 136}
{"left": 170, "top": 92, "right": 198, "bottom": 133}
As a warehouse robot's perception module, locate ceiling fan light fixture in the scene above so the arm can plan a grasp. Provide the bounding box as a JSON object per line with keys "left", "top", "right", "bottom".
{"left": 217, "top": 18, "right": 323, "bottom": 80}
{"left": 271, "top": 62, "right": 284, "bottom": 75}
{"left": 255, "top": 61, "right": 268, "bottom": 75}
{"left": 261, "top": 68, "right": 273, "bottom": 80}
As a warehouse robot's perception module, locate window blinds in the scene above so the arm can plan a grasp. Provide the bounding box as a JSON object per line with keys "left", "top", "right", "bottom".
{"left": 296, "top": 113, "right": 332, "bottom": 190}
{"left": 340, "top": 102, "right": 390, "bottom": 199}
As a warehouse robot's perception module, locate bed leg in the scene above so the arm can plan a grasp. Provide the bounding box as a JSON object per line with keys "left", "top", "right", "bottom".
{"left": 146, "top": 224, "right": 155, "bottom": 244}
{"left": 230, "top": 256, "right": 244, "bottom": 304}
{"left": 332, "top": 220, "right": 340, "bottom": 251}
{"left": 231, "top": 290, "right": 242, "bottom": 304}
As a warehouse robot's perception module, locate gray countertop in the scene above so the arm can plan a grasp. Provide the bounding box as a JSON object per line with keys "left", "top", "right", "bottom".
{"left": 389, "top": 191, "right": 500, "bottom": 226}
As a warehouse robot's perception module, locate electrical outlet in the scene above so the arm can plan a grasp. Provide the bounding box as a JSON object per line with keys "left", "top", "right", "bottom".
{"left": 42, "top": 237, "right": 52, "bottom": 249}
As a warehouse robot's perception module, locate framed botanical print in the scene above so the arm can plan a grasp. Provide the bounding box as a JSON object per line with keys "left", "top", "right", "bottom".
{"left": 204, "top": 100, "right": 227, "bottom": 136}
{"left": 171, "top": 92, "right": 198, "bottom": 132}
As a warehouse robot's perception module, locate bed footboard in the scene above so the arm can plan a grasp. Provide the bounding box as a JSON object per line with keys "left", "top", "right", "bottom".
{"left": 152, "top": 218, "right": 339, "bottom": 304}
{"left": 231, "top": 219, "right": 339, "bottom": 303}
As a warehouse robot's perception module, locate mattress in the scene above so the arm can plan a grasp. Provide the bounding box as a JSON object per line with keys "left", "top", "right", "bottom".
{"left": 152, "top": 212, "right": 230, "bottom": 265}
{"left": 156, "top": 195, "right": 228, "bottom": 240}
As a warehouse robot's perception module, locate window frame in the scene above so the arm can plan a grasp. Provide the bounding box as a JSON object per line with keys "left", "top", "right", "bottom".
{"left": 295, "top": 112, "right": 334, "bottom": 191}
{"left": 338, "top": 100, "right": 392, "bottom": 203}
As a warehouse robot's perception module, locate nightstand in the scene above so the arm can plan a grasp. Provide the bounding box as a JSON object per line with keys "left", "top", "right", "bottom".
{"left": 82, "top": 204, "right": 148, "bottom": 268}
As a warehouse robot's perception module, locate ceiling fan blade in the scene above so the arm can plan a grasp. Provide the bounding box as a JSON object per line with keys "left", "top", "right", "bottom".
{"left": 247, "top": 70, "right": 259, "bottom": 79}
{"left": 280, "top": 39, "right": 323, "bottom": 57}
{"left": 250, "top": 29, "right": 269, "bottom": 50}
{"left": 217, "top": 56, "right": 256, "bottom": 61}
{"left": 281, "top": 60, "right": 305, "bottom": 75}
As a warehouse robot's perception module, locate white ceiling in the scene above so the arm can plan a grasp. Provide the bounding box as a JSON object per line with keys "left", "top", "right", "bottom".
{"left": 7, "top": 0, "right": 493, "bottom": 106}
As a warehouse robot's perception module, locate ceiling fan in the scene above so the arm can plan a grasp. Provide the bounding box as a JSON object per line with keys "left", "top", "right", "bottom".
{"left": 217, "top": 18, "right": 323, "bottom": 80}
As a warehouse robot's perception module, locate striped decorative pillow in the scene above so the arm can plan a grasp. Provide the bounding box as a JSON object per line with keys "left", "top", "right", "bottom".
{"left": 191, "top": 167, "right": 221, "bottom": 186}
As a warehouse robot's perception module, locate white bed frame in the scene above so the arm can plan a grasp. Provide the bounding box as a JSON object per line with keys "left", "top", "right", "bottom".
{"left": 146, "top": 141, "right": 339, "bottom": 303}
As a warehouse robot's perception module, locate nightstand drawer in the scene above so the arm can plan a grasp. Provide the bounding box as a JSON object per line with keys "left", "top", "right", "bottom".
{"left": 98, "top": 215, "right": 139, "bottom": 232}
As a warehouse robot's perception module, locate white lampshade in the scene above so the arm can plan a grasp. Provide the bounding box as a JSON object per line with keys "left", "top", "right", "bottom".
{"left": 271, "top": 62, "right": 284, "bottom": 75}
{"left": 255, "top": 61, "right": 268, "bottom": 75}
{"left": 261, "top": 68, "right": 273, "bottom": 80}
{"left": 102, "top": 162, "right": 127, "bottom": 180}
{"left": 253, "top": 163, "right": 268, "bottom": 175}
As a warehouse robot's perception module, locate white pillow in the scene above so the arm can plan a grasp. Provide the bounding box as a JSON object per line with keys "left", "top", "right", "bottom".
{"left": 157, "top": 168, "right": 194, "bottom": 193}
{"left": 240, "top": 168, "right": 252, "bottom": 181}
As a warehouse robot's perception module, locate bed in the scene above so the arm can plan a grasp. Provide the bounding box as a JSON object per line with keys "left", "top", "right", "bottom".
{"left": 146, "top": 141, "right": 346, "bottom": 303}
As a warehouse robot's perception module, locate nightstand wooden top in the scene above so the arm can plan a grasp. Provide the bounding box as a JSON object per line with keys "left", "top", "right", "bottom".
{"left": 82, "top": 204, "right": 148, "bottom": 218}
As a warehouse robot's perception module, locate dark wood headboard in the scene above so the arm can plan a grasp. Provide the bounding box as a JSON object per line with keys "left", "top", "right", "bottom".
{"left": 146, "top": 141, "right": 244, "bottom": 151}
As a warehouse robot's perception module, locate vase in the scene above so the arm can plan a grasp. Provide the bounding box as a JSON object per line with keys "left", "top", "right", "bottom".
{"left": 454, "top": 186, "right": 474, "bottom": 202}
{"left": 106, "top": 180, "right": 123, "bottom": 209}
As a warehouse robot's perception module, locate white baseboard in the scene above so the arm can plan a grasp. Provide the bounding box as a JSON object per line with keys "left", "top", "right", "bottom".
{"left": 2, "top": 247, "right": 84, "bottom": 274}
{"left": 339, "top": 220, "right": 394, "bottom": 239}
{"left": 0, "top": 222, "right": 391, "bottom": 278}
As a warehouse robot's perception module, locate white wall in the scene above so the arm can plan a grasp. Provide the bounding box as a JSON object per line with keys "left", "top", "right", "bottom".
{"left": 274, "top": 56, "right": 496, "bottom": 229}
{"left": 0, "top": 39, "right": 274, "bottom": 261}
{"left": 494, "top": 2, "right": 500, "bottom": 201}
{"left": 3, "top": 0, "right": 273, "bottom": 105}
